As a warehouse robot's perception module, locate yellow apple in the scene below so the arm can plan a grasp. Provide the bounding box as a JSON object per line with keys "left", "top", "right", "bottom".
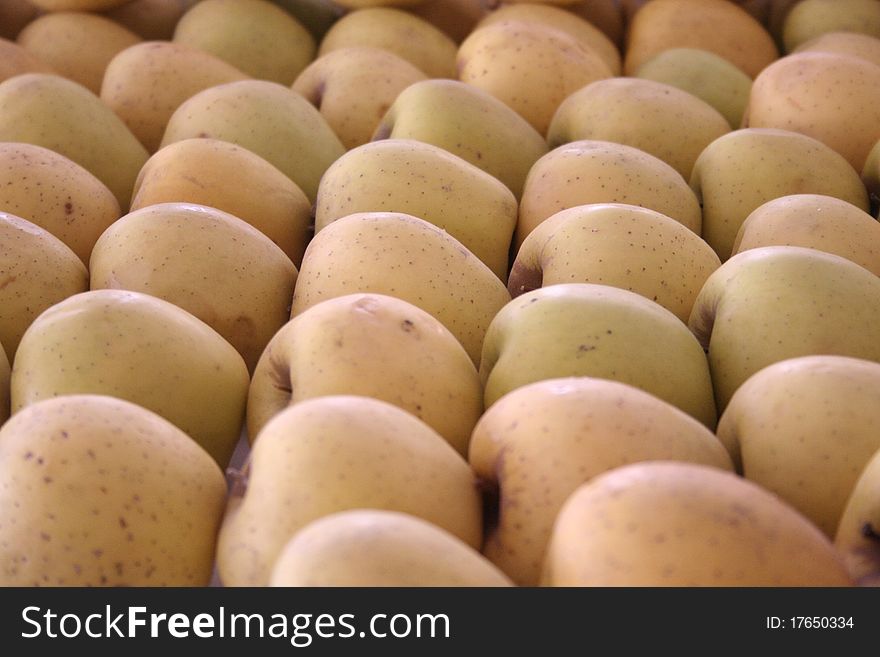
{"left": 247, "top": 293, "right": 482, "bottom": 456}
{"left": 0, "top": 73, "right": 149, "bottom": 207}
{"left": 457, "top": 20, "right": 613, "bottom": 135}
{"left": 517, "top": 140, "right": 701, "bottom": 250}
{"left": 100, "top": 41, "right": 249, "bottom": 153}
{"left": 217, "top": 395, "right": 483, "bottom": 586}
{"left": 16, "top": 12, "right": 141, "bottom": 94}
{"left": 269, "top": 510, "right": 513, "bottom": 587}
{"left": 0, "top": 394, "right": 227, "bottom": 586}
{"left": 292, "top": 47, "right": 427, "bottom": 150}
{"left": 745, "top": 52, "right": 880, "bottom": 171}
{"left": 717, "top": 355, "right": 880, "bottom": 537}
{"left": 315, "top": 139, "right": 517, "bottom": 281}
{"left": 634, "top": 48, "right": 752, "bottom": 129}
{"left": 0, "top": 142, "right": 120, "bottom": 265}
{"left": 160, "top": 78, "right": 345, "bottom": 203}
{"left": 372, "top": 79, "right": 548, "bottom": 198}
{"left": 0, "top": 343, "right": 8, "bottom": 424}
{"left": 291, "top": 211, "right": 511, "bottom": 364}
{"left": 509, "top": 203, "right": 720, "bottom": 323}
{"left": 782, "top": 0, "right": 880, "bottom": 53}
{"left": 0, "top": 211, "right": 88, "bottom": 362}
{"left": 794, "top": 31, "right": 880, "bottom": 68}
{"left": 689, "top": 246, "right": 880, "bottom": 412}
{"left": 624, "top": 0, "right": 779, "bottom": 77}
{"left": 130, "top": 138, "right": 312, "bottom": 266}
{"left": 471, "top": 377, "right": 732, "bottom": 585}
{"left": 836, "top": 447, "right": 880, "bottom": 585}
{"left": 481, "top": 283, "right": 717, "bottom": 427}
{"left": 1, "top": 38, "right": 55, "bottom": 84}
{"left": 318, "top": 7, "right": 457, "bottom": 78}
{"left": 541, "top": 461, "right": 852, "bottom": 586}
{"left": 11, "top": 289, "right": 249, "bottom": 467}
{"left": 173, "top": 0, "right": 316, "bottom": 85}
{"left": 474, "top": 2, "right": 621, "bottom": 75}
{"left": 547, "top": 77, "right": 730, "bottom": 179}
{"left": 89, "top": 202, "right": 298, "bottom": 372}
{"left": 732, "top": 194, "right": 880, "bottom": 275}
{"left": 690, "top": 128, "right": 869, "bottom": 260}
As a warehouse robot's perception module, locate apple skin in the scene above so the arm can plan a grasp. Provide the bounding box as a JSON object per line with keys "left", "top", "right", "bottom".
{"left": 475, "top": 2, "right": 621, "bottom": 74}
{"left": 172, "top": 0, "right": 316, "bottom": 85}
{"left": 0, "top": 73, "right": 149, "bottom": 208}
{"left": 744, "top": 52, "right": 880, "bottom": 172}
{"left": 371, "top": 78, "right": 548, "bottom": 199}
{"left": 0, "top": 394, "right": 228, "bottom": 586}
{"left": 836, "top": 446, "right": 880, "bottom": 585}
{"left": 317, "top": 7, "right": 457, "bottom": 79}
{"left": 624, "top": 0, "right": 779, "bottom": 78}
{"left": 291, "top": 211, "right": 511, "bottom": 365}
{"left": 689, "top": 246, "right": 880, "bottom": 413}
{"left": 100, "top": 41, "right": 249, "bottom": 154}
{"left": 11, "top": 289, "right": 250, "bottom": 467}
{"left": 292, "top": 47, "right": 427, "bottom": 150}
{"left": 547, "top": 77, "right": 730, "bottom": 180}
{"left": 794, "top": 31, "right": 880, "bottom": 68}
{"left": 247, "top": 293, "right": 482, "bottom": 457}
{"left": 541, "top": 461, "right": 853, "bottom": 586}
{"left": 0, "top": 343, "right": 8, "bottom": 425}
{"left": 269, "top": 510, "right": 513, "bottom": 587}
{"left": 0, "top": 211, "right": 89, "bottom": 362}
{"left": 480, "top": 283, "right": 717, "bottom": 429}
{"left": 456, "top": 20, "right": 613, "bottom": 135}
{"left": 634, "top": 47, "right": 752, "bottom": 129}
{"left": 509, "top": 203, "right": 720, "bottom": 323}
{"left": 732, "top": 193, "right": 880, "bottom": 276}
{"left": 0, "top": 37, "right": 55, "bottom": 85}
{"left": 690, "top": 127, "right": 869, "bottom": 261}
{"left": 718, "top": 356, "right": 880, "bottom": 538}
{"left": 315, "top": 138, "right": 517, "bottom": 281}
{"left": 16, "top": 12, "right": 141, "bottom": 95}
{"left": 517, "top": 139, "right": 702, "bottom": 251}
{"left": 0, "top": 142, "right": 120, "bottom": 266}
{"left": 782, "top": 0, "right": 880, "bottom": 53}
{"left": 130, "top": 138, "right": 312, "bottom": 267}
{"left": 89, "top": 202, "right": 298, "bottom": 373}
{"left": 217, "top": 395, "right": 483, "bottom": 587}
{"left": 160, "top": 78, "right": 345, "bottom": 203}
{"left": 470, "top": 377, "right": 732, "bottom": 585}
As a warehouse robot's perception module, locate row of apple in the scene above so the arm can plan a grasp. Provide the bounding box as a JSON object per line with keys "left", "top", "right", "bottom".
{"left": 1, "top": 109, "right": 880, "bottom": 586}
{"left": 2, "top": 282, "right": 879, "bottom": 586}
{"left": 1, "top": 0, "right": 880, "bottom": 586}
